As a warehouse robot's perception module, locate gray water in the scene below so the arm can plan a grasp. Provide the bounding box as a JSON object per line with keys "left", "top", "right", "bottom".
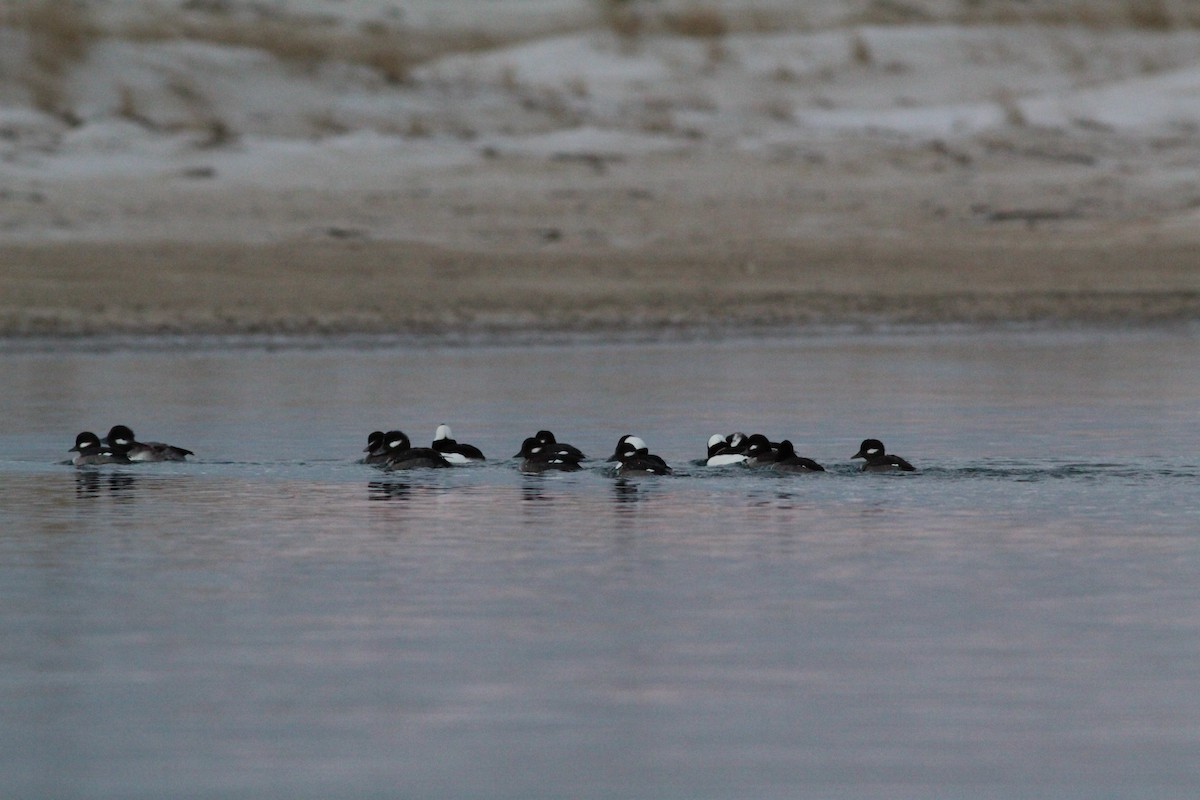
{"left": 2, "top": 329, "right": 1199, "bottom": 799}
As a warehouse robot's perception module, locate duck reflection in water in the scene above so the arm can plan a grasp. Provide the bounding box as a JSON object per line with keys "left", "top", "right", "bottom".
{"left": 75, "top": 471, "right": 138, "bottom": 500}
{"left": 367, "top": 481, "right": 412, "bottom": 502}
{"left": 520, "top": 477, "right": 554, "bottom": 505}
{"left": 611, "top": 478, "right": 641, "bottom": 506}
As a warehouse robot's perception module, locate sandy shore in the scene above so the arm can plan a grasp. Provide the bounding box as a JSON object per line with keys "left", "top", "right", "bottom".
{"left": 4, "top": 3, "right": 1200, "bottom": 340}
{"left": 5, "top": 234, "right": 1200, "bottom": 338}
{"left": 4, "top": 146, "right": 1200, "bottom": 339}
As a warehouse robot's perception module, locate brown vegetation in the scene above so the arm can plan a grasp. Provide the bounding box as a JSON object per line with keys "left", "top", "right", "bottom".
{"left": 663, "top": 7, "right": 729, "bottom": 38}
{"left": 6, "top": 0, "right": 96, "bottom": 117}
{"left": 952, "top": 0, "right": 1197, "bottom": 30}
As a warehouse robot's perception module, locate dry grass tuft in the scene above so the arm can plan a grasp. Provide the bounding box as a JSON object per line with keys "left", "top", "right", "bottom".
{"left": 195, "top": 118, "right": 236, "bottom": 149}
{"left": 703, "top": 39, "right": 730, "bottom": 69}
{"left": 995, "top": 90, "right": 1027, "bottom": 127}
{"left": 117, "top": 7, "right": 509, "bottom": 85}
{"left": 307, "top": 109, "right": 350, "bottom": 138}
{"left": 855, "top": 0, "right": 933, "bottom": 25}
{"left": 664, "top": 7, "right": 729, "bottom": 38}
{"left": 770, "top": 64, "right": 800, "bottom": 83}
{"left": 114, "top": 83, "right": 159, "bottom": 129}
{"left": 405, "top": 116, "right": 432, "bottom": 138}
{"left": 355, "top": 32, "right": 416, "bottom": 85}
{"left": 8, "top": 0, "right": 99, "bottom": 117}
{"left": 598, "top": 1, "right": 729, "bottom": 40}
{"left": 955, "top": 0, "right": 1196, "bottom": 30}
{"left": 1127, "top": 0, "right": 1174, "bottom": 31}
{"left": 849, "top": 33, "right": 874, "bottom": 67}
{"left": 13, "top": 0, "right": 97, "bottom": 73}
{"left": 599, "top": 0, "right": 644, "bottom": 39}
{"left": 566, "top": 76, "right": 590, "bottom": 98}
{"left": 761, "top": 97, "right": 794, "bottom": 122}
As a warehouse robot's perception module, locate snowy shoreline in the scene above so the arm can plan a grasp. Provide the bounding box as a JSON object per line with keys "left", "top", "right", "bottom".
{"left": 3, "top": 1, "right": 1200, "bottom": 335}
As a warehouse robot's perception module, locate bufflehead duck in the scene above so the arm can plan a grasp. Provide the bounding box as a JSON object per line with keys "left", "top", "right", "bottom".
{"left": 742, "top": 433, "right": 780, "bottom": 467}
{"left": 103, "top": 425, "right": 193, "bottom": 462}
{"left": 515, "top": 436, "right": 583, "bottom": 473}
{"left": 528, "top": 429, "right": 586, "bottom": 461}
{"left": 432, "top": 424, "right": 485, "bottom": 463}
{"left": 771, "top": 440, "right": 825, "bottom": 472}
{"left": 852, "top": 438, "right": 915, "bottom": 472}
{"left": 361, "top": 431, "right": 389, "bottom": 464}
{"left": 608, "top": 435, "right": 672, "bottom": 476}
{"left": 606, "top": 434, "right": 649, "bottom": 463}
{"left": 69, "top": 431, "right": 132, "bottom": 466}
{"left": 379, "top": 430, "right": 451, "bottom": 470}
{"left": 705, "top": 432, "right": 748, "bottom": 466}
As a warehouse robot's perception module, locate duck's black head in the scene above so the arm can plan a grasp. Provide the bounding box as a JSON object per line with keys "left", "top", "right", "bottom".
{"left": 71, "top": 431, "right": 102, "bottom": 452}
{"left": 853, "top": 438, "right": 885, "bottom": 460}
{"left": 105, "top": 424, "right": 136, "bottom": 445}
{"left": 383, "top": 430, "right": 411, "bottom": 452}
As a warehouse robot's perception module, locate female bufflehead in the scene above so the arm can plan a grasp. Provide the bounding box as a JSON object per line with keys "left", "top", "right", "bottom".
{"left": 515, "top": 436, "right": 583, "bottom": 473}
{"left": 103, "top": 425, "right": 193, "bottom": 462}
{"left": 742, "top": 433, "right": 780, "bottom": 467}
{"left": 608, "top": 435, "right": 672, "bottom": 476}
{"left": 705, "top": 432, "right": 748, "bottom": 466}
{"left": 852, "top": 438, "right": 915, "bottom": 472}
{"left": 432, "top": 424, "right": 485, "bottom": 463}
{"left": 379, "top": 430, "right": 451, "bottom": 470}
{"left": 772, "top": 440, "right": 825, "bottom": 472}
{"left": 361, "top": 431, "right": 389, "bottom": 464}
{"left": 69, "top": 431, "right": 132, "bottom": 466}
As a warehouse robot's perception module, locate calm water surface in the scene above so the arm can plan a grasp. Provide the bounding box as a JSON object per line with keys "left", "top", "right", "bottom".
{"left": 2, "top": 330, "right": 1199, "bottom": 799}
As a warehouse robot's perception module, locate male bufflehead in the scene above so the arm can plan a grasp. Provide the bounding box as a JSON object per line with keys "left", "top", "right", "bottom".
{"left": 705, "top": 432, "right": 748, "bottom": 466}
{"left": 379, "top": 430, "right": 451, "bottom": 470}
{"left": 608, "top": 435, "right": 672, "bottom": 476}
{"left": 361, "top": 430, "right": 389, "bottom": 464}
{"left": 515, "top": 436, "right": 583, "bottom": 473}
{"left": 852, "top": 438, "right": 915, "bottom": 472}
{"left": 771, "top": 440, "right": 825, "bottom": 472}
{"left": 432, "top": 424, "right": 485, "bottom": 463}
{"left": 69, "top": 431, "right": 132, "bottom": 466}
{"left": 606, "top": 434, "right": 649, "bottom": 463}
{"left": 742, "top": 433, "right": 781, "bottom": 467}
{"left": 530, "top": 430, "right": 586, "bottom": 461}
{"left": 104, "top": 425, "right": 193, "bottom": 462}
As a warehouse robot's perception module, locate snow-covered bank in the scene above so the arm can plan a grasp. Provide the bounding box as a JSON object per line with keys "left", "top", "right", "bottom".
{"left": 2, "top": 1, "right": 1200, "bottom": 335}
{"left": 6, "top": 2, "right": 1200, "bottom": 173}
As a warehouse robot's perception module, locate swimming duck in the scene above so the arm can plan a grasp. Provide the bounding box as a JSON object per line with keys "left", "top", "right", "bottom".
{"left": 361, "top": 430, "right": 389, "bottom": 464}
{"left": 515, "top": 436, "right": 584, "bottom": 473}
{"left": 103, "top": 425, "right": 193, "bottom": 462}
{"left": 742, "top": 433, "right": 781, "bottom": 467}
{"left": 530, "top": 429, "right": 586, "bottom": 461}
{"left": 606, "top": 434, "right": 647, "bottom": 463}
{"left": 379, "top": 430, "right": 451, "bottom": 470}
{"left": 69, "top": 431, "right": 132, "bottom": 466}
{"left": 608, "top": 435, "right": 672, "bottom": 476}
{"left": 771, "top": 439, "right": 825, "bottom": 472}
{"left": 432, "top": 424, "right": 485, "bottom": 463}
{"left": 705, "top": 432, "right": 748, "bottom": 466}
{"left": 852, "top": 438, "right": 915, "bottom": 472}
